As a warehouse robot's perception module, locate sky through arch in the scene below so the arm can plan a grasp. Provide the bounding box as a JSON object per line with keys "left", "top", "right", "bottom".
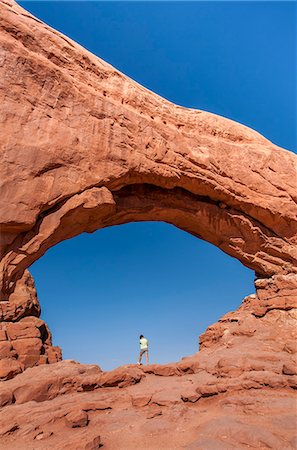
{"left": 30, "top": 223, "right": 255, "bottom": 370}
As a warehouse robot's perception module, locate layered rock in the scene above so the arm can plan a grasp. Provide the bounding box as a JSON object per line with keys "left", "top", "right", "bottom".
{"left": 0, "top": 270, "right": 61, "bottom": 380}
{"left": 0, "top": 0, "right": 296, "bottom": 301}
{"left": 0, "top": 1, "right": 297, "bottom": 448}
{"left": 0, "top": 286, "right": 296, "bottom": 449}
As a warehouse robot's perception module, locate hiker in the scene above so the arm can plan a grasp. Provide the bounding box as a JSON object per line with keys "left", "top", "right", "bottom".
{"left": 137, "top": 334, "right": 149, "bottom": 365}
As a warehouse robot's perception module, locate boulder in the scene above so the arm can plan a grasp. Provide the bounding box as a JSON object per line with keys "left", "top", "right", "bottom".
{"left": 0, "top": 358, "right": 22, "bottom": 380}
{"left": 65, "top": 409, "right": 89, "bottom": 428}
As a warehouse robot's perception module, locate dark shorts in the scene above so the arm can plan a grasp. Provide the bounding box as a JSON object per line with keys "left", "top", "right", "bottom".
{"left": 140, "top": 348, "right": 148, "bottom": 356}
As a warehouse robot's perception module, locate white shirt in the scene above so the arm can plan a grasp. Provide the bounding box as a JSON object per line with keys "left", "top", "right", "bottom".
{"left": 140, "top": 337, "right": 148, "bottom": 349}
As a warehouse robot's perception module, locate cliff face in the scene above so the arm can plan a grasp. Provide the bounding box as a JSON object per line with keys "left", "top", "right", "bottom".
{"left": 0, "top": 1, "right": 296, "bottom": 448}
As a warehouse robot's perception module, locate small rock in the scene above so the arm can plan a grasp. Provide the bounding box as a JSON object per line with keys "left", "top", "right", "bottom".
{"left": 147, "top": 407, "right": 162, "bottom": 419}
{"left": 181, "top": 392, "right": 201, "bottom": 403}
{"left": 0, "top": 388, "right": 14, "bottom": 407}
{"left": 282, "top": 363, "right": 297, "bottom": 376}
{"left": 85, "top": 435, "right": 101, "bottom": 450}
{"left": 131, "top": 394, "right": 151, "bottom": 407}
{"left": 65, "top": 409, "right": 88, "bottom": 428}
{"left": 34, "top": 431, "right": 53, "bottom": 440}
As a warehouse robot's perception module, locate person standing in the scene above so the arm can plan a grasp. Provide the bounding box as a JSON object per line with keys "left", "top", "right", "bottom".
{"left": 137, "top": 334, "right": 149, "bottom": 365}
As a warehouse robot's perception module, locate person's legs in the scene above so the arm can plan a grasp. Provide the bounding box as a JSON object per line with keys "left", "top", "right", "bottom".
{"left": 138, "top": 349, "right": 144, "bottom": 364}
{"left": 145, "top": 350, "right": 149, "bottom": 365}
{"left": 138, "top": 351, "right": 142, "bottom": 364}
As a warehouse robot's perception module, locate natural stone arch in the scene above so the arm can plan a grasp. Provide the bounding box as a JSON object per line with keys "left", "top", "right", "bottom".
{"left": 1, "top": 1, "right": 297, "bottom": 303}
{"left": 1, "top": 4, "right": 297, "bottom": 447}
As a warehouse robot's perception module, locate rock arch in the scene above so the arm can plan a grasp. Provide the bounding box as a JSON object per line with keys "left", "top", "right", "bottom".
{"left": 0, "top": 1, "right": 297, "bottom": 378}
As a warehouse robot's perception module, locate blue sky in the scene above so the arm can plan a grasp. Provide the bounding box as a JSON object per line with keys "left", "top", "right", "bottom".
{"left": 20, "top": 1, "right": 296, "bottom": 370}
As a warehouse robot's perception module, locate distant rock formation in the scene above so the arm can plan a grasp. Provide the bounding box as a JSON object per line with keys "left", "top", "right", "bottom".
{"left": 0, "top": 1, "right": 296, "bottom": 448}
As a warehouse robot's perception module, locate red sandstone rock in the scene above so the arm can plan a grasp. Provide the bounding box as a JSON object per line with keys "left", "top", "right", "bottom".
{"left": 0, "top": 270, "right": 40, "bottom": 320}
{"left": 282, "top": 363, "right": 297, "bottom": 376}
{"left": 146, "top": 407, "right": 163, "bottom": 419}
{"left": 177, "top": 358, "right": 201, "bottom": 373}
{"left": 0, "top": 388, "right": 14, "bottom": 408}
{"left": 0, "top": 317, "right": 296, "bottom": 449}
{"left": 65, "top": 409, "right": 89, "bottom": 428}
{"left": 84, "top": 435, "right": 101, "bottom": 450}
{"left": 141, "top": 363, "right": 182, "bottom": 376}
{"left": 12, "top": 338, "right": 42, "bottom": 368}
{"left": 0, "top": 341, "right": 16, "bottom": 361}
{"left": 0, "top": 310, "right": 62, "bottom": 377}
{"left": 151, "top": 389, "right": 182, "bottom": 407}
{"left": 7, "top": 322, "right": 41, "bottom": 340}
{"left": 131, "top": 393, "right": 152, "bottom": 407}
{"left": 98, "top": 366, "right": 144, "bottom": 388}
{"left": 0, "top": 1, "right": 296, "bottom": 449}
{"left": 0, "top": 329, "right": 7, "bottom": 341}
{"left": 181, "top": 390, "right": 201, "bottom": 403}
{"left": 45, "top": 345, "right": 62, "bottom": 364}
{"left": 0, "top": 0, "right": 296, "bottom": 304}
{"left": 0, "top": 357, "right": 22, "bottom": 380}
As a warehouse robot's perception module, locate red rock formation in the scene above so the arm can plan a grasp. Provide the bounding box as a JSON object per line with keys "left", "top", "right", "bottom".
{"left": 0, "top": 1, "right": 296, "bottom": 448}
{"left": 0, "top": 289, "right": 296, "bottom": 448}
{"left": 0, "top": 0, "right": 296, "bottom": 297}
{"left": 0, "top": 270, "right": 61, "bottom": 380}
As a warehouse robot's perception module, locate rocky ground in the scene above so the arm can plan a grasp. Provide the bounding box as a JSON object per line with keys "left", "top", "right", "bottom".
{"left": 1, "top": 287, "right": 296, "bottom": 449}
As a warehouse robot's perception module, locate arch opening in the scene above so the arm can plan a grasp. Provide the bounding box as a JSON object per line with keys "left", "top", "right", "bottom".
{"left": 29, "top": 221, "right": 255, "bottom": 371}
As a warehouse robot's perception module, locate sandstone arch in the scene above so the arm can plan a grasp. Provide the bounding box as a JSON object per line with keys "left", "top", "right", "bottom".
{"left": 0, "top": 0, "right": 297, "bottom": 378}
{"left": 1, "top": 1, "right": 297, "bottom": 301}
{"left": 0, "top": 4, "right": 297, "bottom": 447}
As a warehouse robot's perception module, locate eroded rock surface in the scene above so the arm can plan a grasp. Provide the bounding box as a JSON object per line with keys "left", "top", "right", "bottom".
{"left": 0, "top": 270, "right": 61, "bottom": 380}
{"left": 0, "top": 1, "right": 297, "bottom": 448}
{"left": 0, "top": 286, "right": 296, "bottom": 449}
{"left": 0, "top": 0, "right": 297, "bottom": 299}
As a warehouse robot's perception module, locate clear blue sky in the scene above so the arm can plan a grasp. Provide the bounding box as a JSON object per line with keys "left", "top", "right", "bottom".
{"left": 20, "top": 1, "right": 296, "bottom": 370}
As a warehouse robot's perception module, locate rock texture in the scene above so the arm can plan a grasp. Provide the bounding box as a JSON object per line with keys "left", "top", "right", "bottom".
{"left": 0, "top": 0, "right": 297, "bottom": 298}
{"left": 0, "top": 289, "right": 296, "bottom": 449}
{"left": 0, "top": 269, "right": 62, "bottom": 380}
{"left": 0, "top": 1, "right": 297, "bottom": 448}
